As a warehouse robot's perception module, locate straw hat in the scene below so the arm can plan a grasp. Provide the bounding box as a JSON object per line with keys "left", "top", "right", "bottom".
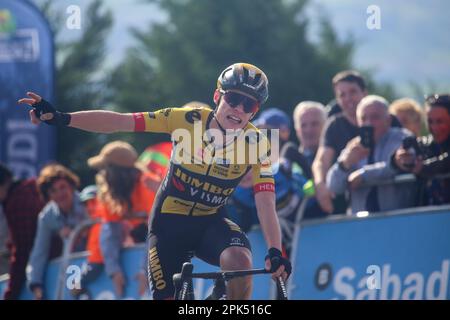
{"left": 88, "top": 141, "right": 142, "bottom": 169}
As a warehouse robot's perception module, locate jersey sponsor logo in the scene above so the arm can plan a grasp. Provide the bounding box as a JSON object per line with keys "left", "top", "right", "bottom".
{"left": 163, "top": 108, "right": 172, "bottom": 117}
{"left": 192, "top": 203, "right": 221, "bottom": 216}
{"left": 229, "top": 237, "right": 245, "bottom": 247}
{"left": 147, "top": 112, "right": 156, "bottom": 119}
{"left": 197, "top": 192, "right": 229, "bottom": 205}
{"left": 254, "top": 182, "right": 275, "bottom": 193}
{"left": 174, "top": 167, "right": 234, "bottom": 196}
{"left": 171, "top": 177, "right": 185, "bottom": 192}
{"left": 148, "top": 247, "right": 166, "bottom": 291}
{"left": 172, "top": 167, "right": 234, "bottom": 206}
{"left": 185, "top": 110, "right": 202, "bottom": 124}
{"left": 173, "top": 198, "right": 192, "bottom": 207}
{"left": 230, "top": 164, "right": 245, "bottom": 175}
{"left": 211, "top": 164, "right": 229, "bottom": 178}
{"left": 161, "top": 196, "right": 194, "bottom": 215}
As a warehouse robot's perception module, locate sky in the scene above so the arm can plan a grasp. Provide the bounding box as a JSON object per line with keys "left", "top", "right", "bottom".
{"left": 32, "top": 0, "right": 450, "bottom": 99}
{"left": 308, "top": 0, "right": 450, "bottom": 96}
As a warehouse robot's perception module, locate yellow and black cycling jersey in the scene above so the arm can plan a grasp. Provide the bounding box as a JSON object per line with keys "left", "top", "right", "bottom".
{"left": 133, "top": 106, "right": 275, "bottom": 217}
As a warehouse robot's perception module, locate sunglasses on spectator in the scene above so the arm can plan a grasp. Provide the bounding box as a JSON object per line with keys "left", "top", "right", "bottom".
{"left": 221, "top": 90, "right": 260, "bottom": 113}
{"left": 425, "top": 94, "right": 450, "bottom": 108}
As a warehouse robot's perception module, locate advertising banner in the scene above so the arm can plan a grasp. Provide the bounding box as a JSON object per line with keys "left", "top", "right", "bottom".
{"left": 0, "top": 0, "right": 55, "bottom": 178}
{"left": 290, "top": 206, "right": 450, "bottom": 300}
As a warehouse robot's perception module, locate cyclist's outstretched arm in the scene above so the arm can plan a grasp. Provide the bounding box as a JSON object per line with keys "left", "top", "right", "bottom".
{"left": 71, "top": 110, "right": 134, "bottom": 133}
{"left": 18, "top": 91, "right": 134, "bottom": 133}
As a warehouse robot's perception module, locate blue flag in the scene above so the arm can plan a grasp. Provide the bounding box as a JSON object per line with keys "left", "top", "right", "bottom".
{"left": 0, "top": 0, "right": 55, "bottom": 178}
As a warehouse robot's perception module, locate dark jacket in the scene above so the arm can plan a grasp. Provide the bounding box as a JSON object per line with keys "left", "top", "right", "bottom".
{"left": 416, "top": 135, "right": 450, "bottom": 205}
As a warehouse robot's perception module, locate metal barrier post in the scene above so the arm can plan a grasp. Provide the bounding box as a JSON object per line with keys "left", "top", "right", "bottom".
{"left": 55, "top": 211, "right": 148, "bottom": 300}
{"left": 55, "top": 219, "right": 96, "bottom": 300}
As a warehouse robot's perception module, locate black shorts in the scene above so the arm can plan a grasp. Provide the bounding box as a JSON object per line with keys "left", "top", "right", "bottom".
{"left": 147, "top": 213, "right": 251, "bottom": 300}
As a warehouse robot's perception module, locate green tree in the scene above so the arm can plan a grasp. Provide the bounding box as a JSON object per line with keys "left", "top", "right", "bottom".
{"left": 112, "top": 0, "right": 355, "bottom": 113}
{"left": 110, "top": 0, "right": 399, "bottom": 152}
{"left": 39, "top": 0, "right": 113, "bottom": 185}
{"left": 107, "top": 46, "right": 169, "bottom": 152}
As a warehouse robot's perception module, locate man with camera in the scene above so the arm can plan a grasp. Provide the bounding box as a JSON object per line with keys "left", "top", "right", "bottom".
{"left": 326, "top": 95, "right": 416, "bottom": 214}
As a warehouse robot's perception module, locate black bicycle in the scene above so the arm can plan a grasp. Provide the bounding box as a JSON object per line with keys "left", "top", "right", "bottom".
{"left": 173, "top": 261, "right": 288, "bottom": 300}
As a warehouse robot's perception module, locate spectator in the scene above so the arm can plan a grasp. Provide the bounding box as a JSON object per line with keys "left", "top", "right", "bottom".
{"left": 87, "top": 141, "right": 160, "bottom": 298}
{"left": 325, "top": 99, "right": 342, "bottom": 118}
{"left": 312, "top": 70, "right": 368, "bottom": 215}
{"left": 282, "top": 101, "right": 328, "bottom": 219}
{"left": 254, "top": 108, "right": 291, "bottom": 149}
{"left": 282, "top": 101, "right": 327, "bottom": 179}
{"left": 327, "top": 95, "right": 416, "bottom": 214}
{"left": 0, "top": 163, "right": 45, "bottom": 300}
{"left": 394, "top": 94, "right": 450, "bottom": 205}
{"left": 389, "top": 98, "right": 424, "bottom": 137}
{"left": 313, "top": 70, "right": 403, "bottom": 215}
{"left": 27, "top": 164, "right": 87, "bottom": 300}
{"left": 138, "top": 141, "right": 172, "bottom": 181}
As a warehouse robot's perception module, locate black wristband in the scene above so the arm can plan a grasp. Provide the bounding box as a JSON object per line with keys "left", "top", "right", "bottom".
{"left": 268, "top": 247, "right": 282, "bottom": 258}
{"left": 58, "top": 112, "right": 72, "bottom": 126}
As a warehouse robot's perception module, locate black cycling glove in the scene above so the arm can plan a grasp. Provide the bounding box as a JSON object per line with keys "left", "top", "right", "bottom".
{"left": 32, "top": 99, "right": 71, "bottom": 126}
{"left": 265, "top": 247, "right": 292, "bottom": 277}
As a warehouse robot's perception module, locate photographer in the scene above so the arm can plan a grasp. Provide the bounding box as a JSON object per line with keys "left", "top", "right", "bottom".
{"left": 327, "top": 96, "right": 416, "bottom": 214}
{"left": 393, "top": 94, "right": 450, "bottom": 205}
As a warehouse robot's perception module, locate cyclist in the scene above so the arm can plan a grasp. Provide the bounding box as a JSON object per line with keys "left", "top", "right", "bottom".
{"left": 19, "top": 62, "right": 292, "bottom": 300}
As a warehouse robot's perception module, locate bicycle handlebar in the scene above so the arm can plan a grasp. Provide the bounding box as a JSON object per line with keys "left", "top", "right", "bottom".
{"left": 174, "top": 263, "right": 289, "bottom": 300}
{"left": 191, "top": 268, "right": 268, "bottom": 280}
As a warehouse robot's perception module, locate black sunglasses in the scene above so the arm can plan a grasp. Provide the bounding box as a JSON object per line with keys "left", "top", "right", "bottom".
{"left": 221, "top": 90, "right": 260, "bottom": 113}
{"left": 425, "top": 94, "right": 450, "bottom": 107}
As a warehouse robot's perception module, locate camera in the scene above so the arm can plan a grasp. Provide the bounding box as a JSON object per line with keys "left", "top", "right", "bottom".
{"left": 359, "top": 126, "right": 374, "bottom": 149}
{"left": 401, "top": 136, "right": 421, "bottom": 170}
{"left": 402, "top": 136, "right": 421, "bottom": 154}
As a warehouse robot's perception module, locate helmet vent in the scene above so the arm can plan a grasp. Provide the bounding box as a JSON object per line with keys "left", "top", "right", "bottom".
{"left": 242, "top": 66, "right": 249, "bottom": 84}
{"left": 253, "top": 73, "right": 262, "bottom": 86}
